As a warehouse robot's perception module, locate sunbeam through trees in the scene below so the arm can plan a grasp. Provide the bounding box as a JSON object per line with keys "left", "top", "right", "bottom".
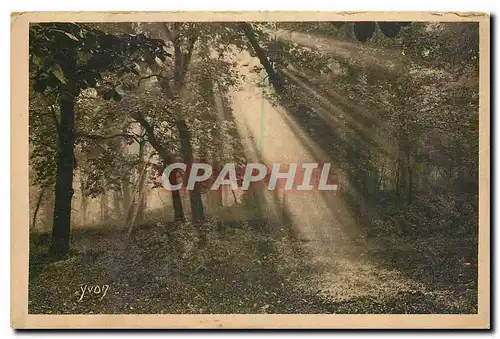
{"left": 28, "top": 20, "right": 480, "bottom": 315}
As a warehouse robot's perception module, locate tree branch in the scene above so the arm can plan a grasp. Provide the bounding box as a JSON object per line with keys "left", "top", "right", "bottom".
{"left": 162, "top": 23, "right": 183, "bottom": 85}
{"left": 76, "top": 132, "right": 140, "bottom": 143}
{"left": 163, "top": 23, "right": 176, "bottom": 42}
{"left": 173, "top": 42, "right": 183, "bottom": 85}
{"left": 239, "top": 22, "right": 284, "bottom": 94}
{"left": 179, "top": 34, "right": 198, "bottom": 84}
{"left": 132, "top": 112, "right": 175, "bottom": 165}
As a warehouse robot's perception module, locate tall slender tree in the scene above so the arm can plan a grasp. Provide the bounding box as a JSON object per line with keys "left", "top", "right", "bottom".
{"left": 30, "top": 23, "right": 168, "bottom": 257}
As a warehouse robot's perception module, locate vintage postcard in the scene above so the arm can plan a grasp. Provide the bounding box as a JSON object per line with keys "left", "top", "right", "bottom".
{"left": 11, "top": 11, "right": 490, "bottom": 329}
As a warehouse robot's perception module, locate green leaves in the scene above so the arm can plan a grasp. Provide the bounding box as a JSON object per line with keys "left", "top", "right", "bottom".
{"left": 78, "top": 69, "right": 101, "bottom": 88}
{"left": 353, "top": 22, "right": 376, "bottom": 43}
{"left": 331, "top": 22, "right": 346, "bottom": 29}
{"left": 29, "top": 93, "right": 59, "bottom": 188}
{"left": 30, "top": 23, "right": 170, "bottom": 97}
{"left": 33, "top": 73, "right": 48, "bottom": 93}
{"left": 353, "top": 22, "right": 412, "bottom": 42}
{"left": 101, "top": 88, "right": 122, "bottom": 102}
{"left": 51, "top": 64, "right": 67, "bottom": 84}
{"left": 112, "top": 90, "right": 122, "bottom": 102}
{"left": 378, "top": 22, "right": 402, "bottom": 38}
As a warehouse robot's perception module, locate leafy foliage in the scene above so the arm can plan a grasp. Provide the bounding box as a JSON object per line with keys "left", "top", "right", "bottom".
{"left": 30, "top": 23, "right": 168, "bottom": 100}
{"left": 29, "top": 22, "right": 171, "bottom": 192}
{"left": 28, "top": 21, "right": 479, "bottom": 315}
{"left": 29, "top": 89, "right": 58, "bottom": 187}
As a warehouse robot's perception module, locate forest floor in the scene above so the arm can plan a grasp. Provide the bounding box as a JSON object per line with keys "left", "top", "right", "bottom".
{"left": 28, "top": 48, "right": 477, "bottom": 314}
{"left": 29, "top": 217, "right": 476, "bottom": 314}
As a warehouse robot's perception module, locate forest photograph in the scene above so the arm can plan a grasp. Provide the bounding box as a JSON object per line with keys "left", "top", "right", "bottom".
{"left": 27, "top": 20, "right": 480, "bottom": 315}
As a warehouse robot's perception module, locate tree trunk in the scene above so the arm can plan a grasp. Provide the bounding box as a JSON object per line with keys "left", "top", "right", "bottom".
{"left": 177, "top": 118, "right": 205, "bottom": 222}
{"left": 212, "top": 83, "right": 226, "bottom": 208}
{"left": 113, "top": 189, "right": 122, "bottom": 220}
{"left": 50, "top": 96, "right": 76, "bottom": 258}
{"left": 135, "top": 112, "right": 186, "bottom": 221}
{"left": 136, "top": 181, "right": 147, "bottom": 222}
{"left": 240, "top": 23, "right": 284, "bottom": 94}
{"left": 231, "top": 189, "right": 238, "bottom": 205}
{"left": 172, "top": 190, "right": 185, "bottom": 221}
{"left": 152, "top": 28, "right": 199, "bottom": 222}
{"left": 31, "top": 187, "right": 45, "bottom": 231}
{"left": 100, "top": 192, "right": 109, "bottom": 222}
{"left": 79, "top": 176, "right": 88, "bottom": 225}
{"left": 170, "top": 169, "right": 185, "bottom": 221}
{"left": 137, "top": 136, "right": 149, "bottom": 223}
{"left": 122, "top": 175, "right": 131, "bottom": 215}
{"left": 126, "top": 158, "right": 149, "bottom": 239}
{"left": 213, "top": 174, "right": 224, "bottom": 207}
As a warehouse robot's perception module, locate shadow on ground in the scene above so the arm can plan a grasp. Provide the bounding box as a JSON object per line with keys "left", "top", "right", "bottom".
{"left": 28, "top": 212, "right": 473, "bottom": 314}
{"left": 263, "top": 68, "right": 478, "bottom": 314}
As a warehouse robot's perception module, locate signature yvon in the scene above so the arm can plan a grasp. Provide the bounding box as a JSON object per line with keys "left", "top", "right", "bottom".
{"left": 78, "top": 284, "right": 110, "bottom": 301}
